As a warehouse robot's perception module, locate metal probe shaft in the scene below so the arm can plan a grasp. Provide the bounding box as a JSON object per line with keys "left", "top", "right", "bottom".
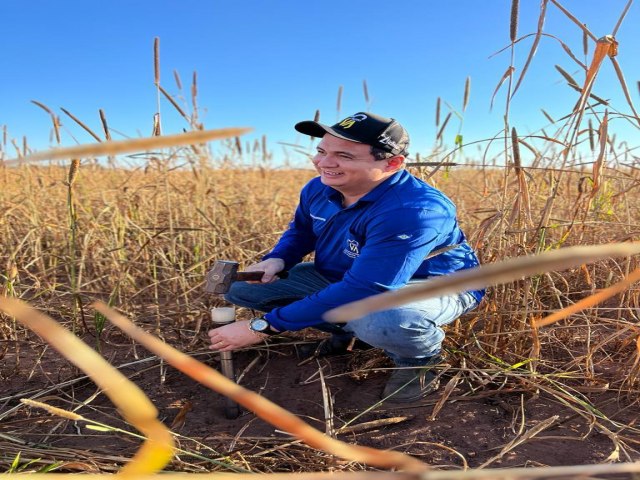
{"left": 211, "top": 307, "right": 240, "bottom": 419}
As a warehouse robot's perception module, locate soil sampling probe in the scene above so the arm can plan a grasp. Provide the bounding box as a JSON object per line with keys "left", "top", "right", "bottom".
{"left": 204, "top": 260, "right": 266, "bottom": 419}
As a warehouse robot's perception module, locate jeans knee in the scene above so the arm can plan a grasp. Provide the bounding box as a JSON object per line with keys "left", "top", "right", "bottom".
{"left": 225, "top": 282, "right": 264, "bottom": 310}
{"left": 345, "top": 309, "right": 445, "bottom": 360}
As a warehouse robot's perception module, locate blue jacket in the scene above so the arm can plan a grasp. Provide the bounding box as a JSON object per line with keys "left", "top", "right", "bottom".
{"left": 263, "top": 169, "right": 483, "bottom": 331}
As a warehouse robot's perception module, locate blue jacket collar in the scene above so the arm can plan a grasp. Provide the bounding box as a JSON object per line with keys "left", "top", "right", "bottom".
{"left": 324, "top": 170, "right": 408, "bottom": 206}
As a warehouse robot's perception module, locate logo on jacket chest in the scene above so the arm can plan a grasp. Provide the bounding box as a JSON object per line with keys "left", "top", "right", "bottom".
{"left": 343, "top": 239, "right": 360, "bottom": 258}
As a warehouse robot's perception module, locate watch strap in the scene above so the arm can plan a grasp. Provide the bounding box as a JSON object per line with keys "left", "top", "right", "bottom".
{"left": 250, "top": 317, "right": 280, "bottom": 336}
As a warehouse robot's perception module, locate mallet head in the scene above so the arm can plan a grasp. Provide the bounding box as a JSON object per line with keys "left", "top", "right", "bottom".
{"left": 205, "top": 260, "right": 239, "bottom": 295}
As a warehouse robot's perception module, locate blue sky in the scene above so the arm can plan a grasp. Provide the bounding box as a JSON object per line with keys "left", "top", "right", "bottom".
{"left": 2, "top": 1, "right": 639, "bottom": 166}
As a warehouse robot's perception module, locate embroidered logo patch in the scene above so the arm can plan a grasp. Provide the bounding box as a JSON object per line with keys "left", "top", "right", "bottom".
{"left": 343, "top": 239, "right": 360, "bottom": 258}
{"left": 338, "top": 113, "right": 367, "bottom": 129}
{"left": 397, "top": 234, "right": 412, "bottom": 240}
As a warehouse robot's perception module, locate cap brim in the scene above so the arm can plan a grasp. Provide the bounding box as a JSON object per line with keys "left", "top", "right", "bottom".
{"left": 294, "top": 121, "right": 364, "bottom": 144}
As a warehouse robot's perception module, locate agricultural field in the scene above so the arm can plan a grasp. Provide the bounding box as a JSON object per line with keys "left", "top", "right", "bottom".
{"left": 1, "top": 155, "right": 639, "bottom": 475}
{"left": 2, "top": 1, "right": 640, "bottom": 477}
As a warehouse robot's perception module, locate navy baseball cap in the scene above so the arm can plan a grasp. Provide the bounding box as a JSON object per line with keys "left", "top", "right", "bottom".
{"left": 295, "top": 112, "right": 410, "bottom": 156}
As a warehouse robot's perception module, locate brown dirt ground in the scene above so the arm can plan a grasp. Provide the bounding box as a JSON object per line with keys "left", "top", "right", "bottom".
{"left": 1, "top": 313, "right": 639, "bottom": 474}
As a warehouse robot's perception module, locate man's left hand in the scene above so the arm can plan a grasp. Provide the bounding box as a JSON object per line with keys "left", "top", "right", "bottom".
{"left": 208, "top": 320, "right": 263, "bottom": 352}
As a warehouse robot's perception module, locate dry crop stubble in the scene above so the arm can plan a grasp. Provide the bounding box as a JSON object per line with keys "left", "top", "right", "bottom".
{"left": 2, "top": 162, "right": 640, "bottom": 475}
{"left": 3, "top": 1, "right": 640, "bottom": 475}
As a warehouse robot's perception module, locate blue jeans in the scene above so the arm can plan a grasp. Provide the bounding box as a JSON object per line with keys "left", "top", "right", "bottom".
{"left": 226, "top": 262, "right": 478, "bottom": 367}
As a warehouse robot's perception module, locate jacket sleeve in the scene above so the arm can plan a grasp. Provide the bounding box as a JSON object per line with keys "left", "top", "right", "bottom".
{"left": 265, "top": 205, "right": 455, "bottom": 331}
{"left": 262, "top": 184, "right": 317, "bottom": 271}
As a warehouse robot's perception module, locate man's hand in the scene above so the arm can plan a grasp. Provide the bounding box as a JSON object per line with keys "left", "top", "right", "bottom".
{"left": 207, "top": 320, "right": 264, "bottom": 352}
{"left": 245, "top": 258, "right": 286, "bottom": 283}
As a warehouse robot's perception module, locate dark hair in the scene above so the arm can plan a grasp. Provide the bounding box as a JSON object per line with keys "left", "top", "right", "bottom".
{"left": 370, "top": 146, "right": 396, "bottom": 161}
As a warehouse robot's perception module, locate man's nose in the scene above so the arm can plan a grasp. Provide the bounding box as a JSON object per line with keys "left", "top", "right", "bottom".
{"left": 315, "top": 154, "right": 336, "bottom": 167}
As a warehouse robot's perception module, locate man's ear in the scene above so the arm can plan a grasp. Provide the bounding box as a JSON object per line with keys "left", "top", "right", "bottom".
{"left": 385, "top": 155, "right": 405, "bottom": 172}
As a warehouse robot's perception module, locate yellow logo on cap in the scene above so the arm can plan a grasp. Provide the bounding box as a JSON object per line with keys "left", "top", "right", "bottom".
{"left": 339, "top": 118, "right": 356, "bottom": 129}
{"left": 338, "top": 113, "right": 367, "bottom": 129}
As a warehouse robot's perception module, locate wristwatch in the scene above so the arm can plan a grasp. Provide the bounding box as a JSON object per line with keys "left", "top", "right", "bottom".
{"left": 249, "top": 317, "right": 279, "bottom": 336}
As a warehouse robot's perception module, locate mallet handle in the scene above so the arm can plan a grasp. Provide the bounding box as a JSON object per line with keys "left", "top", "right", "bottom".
{"left": 236, "top": 270, "right": 289, "bottom": 281}
{"left": 235, "top": 271, "right": 266, "bottom": 282}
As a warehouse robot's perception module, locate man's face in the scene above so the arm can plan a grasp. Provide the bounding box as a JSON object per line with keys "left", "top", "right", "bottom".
{"left": 312, "top": 134, "right": 391, "bottom": 197}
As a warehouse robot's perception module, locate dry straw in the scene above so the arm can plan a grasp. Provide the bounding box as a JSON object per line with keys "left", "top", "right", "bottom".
{"left": 362, "top": 79, "right": 370, "bottom": 108}
{"left": 99, "top": 109, "right": 111, "bottom": 141}
{"left": 61, "top": 107, "right": 102, "bottom": 142}
{"left": 31, "top": 100, "right": 61, "bottom": 144}
{"left": 7, "top": 464, "right": 640, "bottom": 479}
{"left": 4, "top": 127, "right": 251, "bottom": 165}
{"left": 94, "top": 301, "right": 429, "bottom": 473}
{"left": 325, "top": 243, "right": 640, "bottom": 323}
{"left": 154, "top": 37, "right": 161, "bottom": 86}
{"left": 0, "top": 298, "right": 175, "bottom": 476}
{"left": 509, "top": 0, "right": 519, "bottom": 43}
{"left": 462, "top": 77, "right": 471, "bottom": 112}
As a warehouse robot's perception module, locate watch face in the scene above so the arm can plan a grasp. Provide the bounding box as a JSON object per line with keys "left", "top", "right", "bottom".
{"left": 250, "top": 318, "right": 270, "bottom": 332}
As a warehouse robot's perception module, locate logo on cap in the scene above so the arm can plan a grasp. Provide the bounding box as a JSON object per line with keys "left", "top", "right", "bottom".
{"left": 338, "top": 113, "right": 367, "bottom": 129}
{"left": 378, "top": 132, "right": 402, "bottom": 151}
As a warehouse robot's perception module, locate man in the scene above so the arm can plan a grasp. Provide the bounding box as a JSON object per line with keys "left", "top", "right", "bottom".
{"left": 208, "top": 112, "right": 483, "bottom": 403}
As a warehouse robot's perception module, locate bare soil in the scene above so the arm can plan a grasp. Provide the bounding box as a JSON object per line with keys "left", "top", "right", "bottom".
{"left": 1, "top": 315, "right": 638, "bottom": 474}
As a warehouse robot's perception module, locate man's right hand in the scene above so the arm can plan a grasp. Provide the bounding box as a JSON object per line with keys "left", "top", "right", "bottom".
{"left": 245, "top": 258, "right": 285, "bottom": 283}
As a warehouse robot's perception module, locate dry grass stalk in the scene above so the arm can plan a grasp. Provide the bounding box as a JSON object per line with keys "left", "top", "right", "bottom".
{"left": 550, "top": 0, "right": 597, "bottom": 42}
{"left": 8, "top": 465, "right": 640, "bottom": 480}
{"left": 5, "top": 127, "right": 251, "bottom": 165}
{"left": 612, "top": 0, "right": 634, "bottom": 36}
{"left": 462, "top": 77, "right": 471, "bottom": 112}
{"left": 435, "top": 97, "right": 441, "bottom": 127}
{"left": 429, "top": 371, "right": 461, "bottom": 421}
{"left": 21, "top": 398, "right": 84, "bottom": 421}
{"left": 362, "top": 79, "right": 370, "bottom": 106}
{"left": 67, "top": 158, "right": 79, "bottom": 186}
{"left": 336, "top": 85, "right": 343, "bottom": 119}
{"left": 154, "top": 37, "right": 160, "bottom": 86}
{"left": 591, "top": 111, "right": 608, "bottom": 195}
{"left": 512, "top": 0, "right": 548, "bottom": 95}
{"left": 31, "top": 100, "right": 61, "bottom": 143}
{"left": 479, "top": 415, "right": 559, "bottom": 468}
{"left": 60, "top": 107, "right": 102, "bottom": 143}
{"left": 509, "top": 0, "right": 519, "bottom": 43}
{"left": 94, "top": 301, "right": 428, "bottom": 473}
{"left": 609, "top": 55, "right": 640, "bottom": 127}
{"left": 191, "top": 71, "right": 198, "bottom": 119}
{"left": 490, "top": 66, "right": 514, "bottom": 110}
{"left": 535, "top": 267, "right": 640, "bottom": 328}
{"left": 510, "top": 127, "right": 521, "bottom": 174}
{"left": 436, "top": 112, "right": 452, "bottom": 142}
{"left": 325, "top": 243, "right": 640, "bottom": 322}
{"left": 98, "top": 109, "right": 111, "bottom": 141}
{"left": 572, "top": 36, "right": 617, "bottom": 115}
{"left": 554, "top": 64, "right": 579, "bottom": 87}
{"left": 152, "top": 113, "right": 162, "bottom": 136}
{"left": 173, "top": 69, "right": 182, "bottom": 90}
{"left": 0, "top": 298, "right": 175, "bottom": 475}
{"left": 9, "top": 474, "right": 420, "bottom": 480}
{"left": 158, "top": 84, "right": 189, "bottom": 122}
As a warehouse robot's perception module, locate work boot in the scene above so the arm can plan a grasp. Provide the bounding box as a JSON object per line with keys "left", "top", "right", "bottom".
{"left": 297, "top": 335, "right": 371, "bottom": 360}
{"left": 382, "top": 356, "right": 442, "bottom": 403}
